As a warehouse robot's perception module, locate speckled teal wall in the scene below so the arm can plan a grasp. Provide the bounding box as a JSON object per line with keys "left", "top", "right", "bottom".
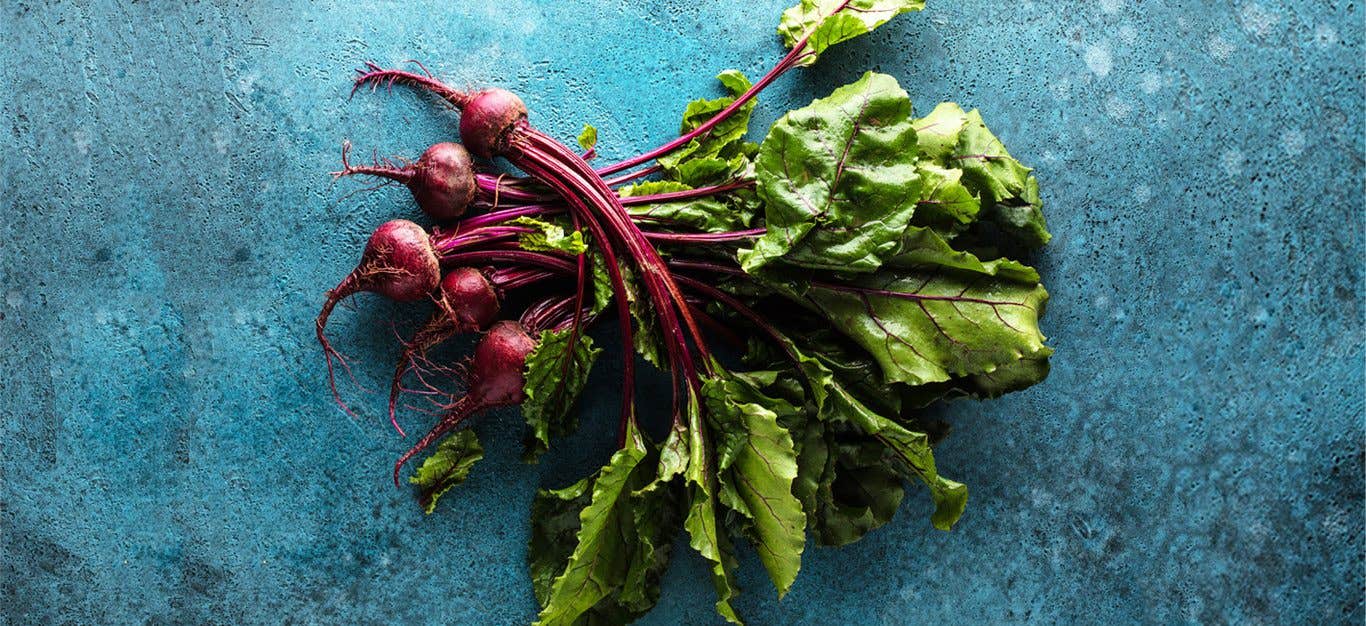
{"left": 2, "top": 1, "right": 1362, "bottom": 624}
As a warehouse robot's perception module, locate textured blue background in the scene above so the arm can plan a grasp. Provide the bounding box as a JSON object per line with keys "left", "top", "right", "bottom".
{"left": 2, "top": 1, "right": 1362, "bottom": 624}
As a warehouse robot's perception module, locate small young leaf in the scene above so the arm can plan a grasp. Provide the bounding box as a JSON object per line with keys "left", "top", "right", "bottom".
{"left": 508, "top": 216, "right": 588, "bottom": 255}
{"left": 588, "top": 251, "right": 614, "bottom": 316}
{"left": 623, "top": 265, "right": 667, "bottom": 370}
{"left": 620, "top": 180, "right": 754, "bottom": 233}
{"left": 577, "top": 124, "right": 598, "bottom": 151}
{"left": 522, "top": 328, "right": 602, "bottom": 461}
{"left": 778, "top": 0, "right": 926, "bottom": 67}
{"left": 659, "top": 70, "right": 756, "bottom": 183}
{"left": 585, "top": 253, "right": 666, "bottom": 367}
{"left": 408, "top": 430, "right": 484, "bottom": 514}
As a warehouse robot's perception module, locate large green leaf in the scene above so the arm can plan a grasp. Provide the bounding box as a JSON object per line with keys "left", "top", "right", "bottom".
{"left": 529, "top": 475, "right": 594, "bottom": 608}
{"left": 778, "top": 0, "right": 926, "bottom": 67}
{"left": 522, "top": 328, "right": 602, "bottom": 461}
{"left": 617, "top": 476, "right": 681, "bottom": 615}
{"left": 681, "top": 395, "right": 744, "bottom": 624}
{"left": 887, "top": 226, "right": 1040, "bottom": 283}
{"left": 532, "top": 441, "right": 644, "bottom": 625}
{"left": 741, "top": 363, "right": 904, "bottom": 546}
{"left": 408, "top": 430, "right": 483, "bottom": 514}
{"left": 824, "top": 385, "right": 967, "bottom": 531}
{"left": 911, "top": 163, "right": 980, "bottom": 234}
{"left": 792, "top": 269, "right": 1050, "bottom": 387}
{"left": 912, "top": 101, "right": 970, "bottom": 162}
{"left": 703, "top": 373, "right": 807, "bottom": 597}
{"left": 902, "top": 351, "right": 1053, "bottom": 408}
{"left": 914, "top": 102, "right": 1050, "bottom": 248}
{"left": 741, "top": 328, "right": 966, "bottom": 534}
{"left": 530, "top": 426, "right": 679, "bottom": 625}
{"left": 742, "top": 72, "right": 921, "bottom": 273}
{"left": 813, "top": 436, "right": 907, "bottom": 545}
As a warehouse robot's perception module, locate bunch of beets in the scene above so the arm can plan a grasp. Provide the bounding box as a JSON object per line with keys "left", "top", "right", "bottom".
{"left": 318, "top": 2, "right": 1052, "bottom": 623}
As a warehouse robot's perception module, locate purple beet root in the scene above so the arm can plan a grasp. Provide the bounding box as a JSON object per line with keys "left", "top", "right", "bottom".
{"left": 316, "top": 219, "right": 441, "bottom": 416}
{"left": 334, "top": 141, "right": 477, "bottom": 221}
{"left": 459, "top": 89, "right": 528, "bottom": 159}
{"left": 392, "top": 321, "right": 535, "bottom": 485}
{"left": 386, "top": 267, "right": 503, "bottom": 434}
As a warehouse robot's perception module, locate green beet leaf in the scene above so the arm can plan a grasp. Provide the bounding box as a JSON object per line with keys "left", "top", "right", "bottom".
{"left": 588, "top": 251, "right": 614, "bottom": 316}
{"left": 617, "top": 476, "right": 681, "bottom": 614}
{"left": 528, "top": 476, "right": 594, "bottom": 607}
{"left": 742, "top": 72, "right": 921, "bottom": 273}
{"left": 619, "top": 180, "right": 754, "bottom": 233}
{"left": 824, "top": 385, "right": 967, "bottom": 531}
{"left": 522, "top": 328, "right": 601, "bottom": 461}
{"left": 585, "top": 252, "right": 665, "bottom": 367}
{"left": 624, "top": 268, "right": 666, "bottom": 370}
{"left": 703, "top": 373, "right": 807, "bottom": 596}
{"left": 658, "top": 70, "right": 756, "bottom": 183}
{"left": 912, "top": 163, "right": 981, "bottom": 234}
{"left": 886, "top": 225, "right": 1040, "bottom": 283}
{"left": 914, "top": 102, "right": 1051, "bottom": 248}
{"left": 577, "top": 124, "right": 598, "bottom": 152}
{"left": 793, "top": 267, "right": 1050, "bottom": 387}
{"left": 408, "top": 430, "right": 484, "bottom": 514}
{"left": 679, "top": 394, "right": 744, "bottom": 624}
{"left": 778, "top": 0, "right": 926, "bottom": 67}
{"left": 912, "top": 101, "right": 970, "bottom": 162}
{"left": 531, "top": 425, "right": 678, "bottom": 625}
{"left": 813, "top": 436, "right": 907, "bottom": 546}
{"left": 684, "top": 481, "right": 743, "bottom": 624}
{"left": 507, "top": 216, "right": 588, "bottom": 255}
{"left": 901, "top": 352, "right": 1053, "bottom": 408}
{"left": 743, "top": 328, "right": 965, "bottom": 534}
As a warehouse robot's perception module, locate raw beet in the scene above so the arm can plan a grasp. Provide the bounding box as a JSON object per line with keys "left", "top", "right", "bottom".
{"left": 334, "top": 141, "right": 477, "bottom": 221}
{"left": 387, "top": 267, "right": 503, "bottom": 434}
{"left": 459, "top": 89, "right": 528, "bottom": 159}
{"left": 392, "top": 321, "right": 535, "bottom": 485}
{"left": 316, "top": 219, "right": 440, "bottom": 416}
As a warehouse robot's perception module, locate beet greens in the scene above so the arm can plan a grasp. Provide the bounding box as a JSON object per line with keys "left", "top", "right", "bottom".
{"left": 316, "top": 1, "right": 1053, "bottom": 624}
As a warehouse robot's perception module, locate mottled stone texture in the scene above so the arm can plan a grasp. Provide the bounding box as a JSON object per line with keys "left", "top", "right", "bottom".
{"left": 1, "top": 1, "right": 1361, "bottom": 624}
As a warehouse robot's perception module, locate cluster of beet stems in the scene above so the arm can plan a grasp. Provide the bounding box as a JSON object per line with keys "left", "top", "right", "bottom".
{"left": 316, "top": 30, "right": 833, "bottom": 486}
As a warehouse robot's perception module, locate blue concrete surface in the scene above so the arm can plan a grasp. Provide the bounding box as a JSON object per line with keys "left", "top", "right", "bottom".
{"left": 2, "top": 1, "right": 1362, "bottom": 624}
